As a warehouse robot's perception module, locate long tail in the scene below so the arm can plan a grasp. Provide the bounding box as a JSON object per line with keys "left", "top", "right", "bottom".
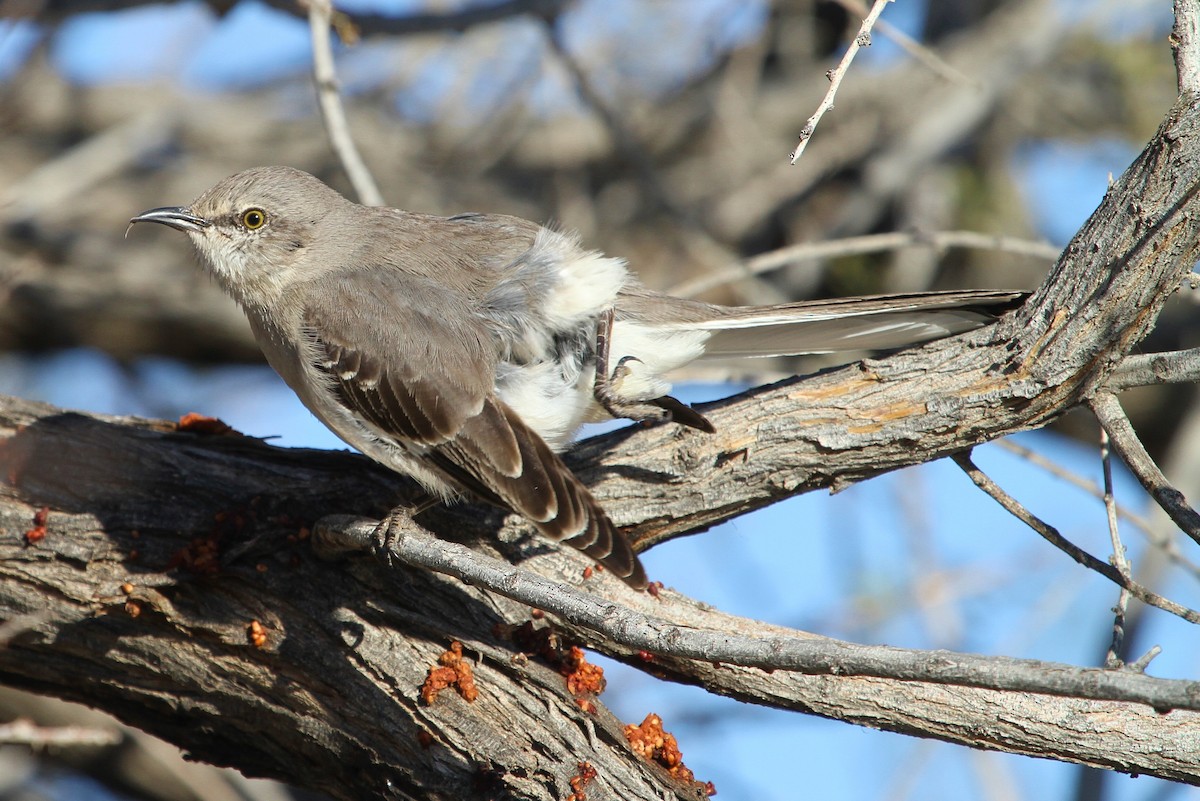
{"left": 618, "top": 288, "right": 1025, "bottom": 361}
{"left": 693, "top": 290, "right": 1027, "bottom": 358}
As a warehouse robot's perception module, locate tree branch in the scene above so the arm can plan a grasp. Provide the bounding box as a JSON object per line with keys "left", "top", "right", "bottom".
{"left": 951, "top": 451, "right": 1200, "bottom": 624}
{"left": 321, "top": 513, "right": 1200, "bottom": 711}
{"left": 790, "top": 0, "right": 894, "bottom": 164}
{"left": 1090, "top": 392, "right": 1200, "bottom": 548}
{"left": 306, "top": 0, "right": 384, "bottom": 206}
{"left": 2, "top": 396, "right": 1200, "bottom": 792}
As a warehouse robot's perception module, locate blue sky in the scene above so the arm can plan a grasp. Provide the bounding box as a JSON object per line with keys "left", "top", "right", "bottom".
{"left": 0, "top": 2, "right": 1191, "bottom": 800}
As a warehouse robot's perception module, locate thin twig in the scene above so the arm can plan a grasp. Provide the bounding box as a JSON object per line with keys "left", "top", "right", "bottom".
{"left": 951, "top": 452, "right": 1200, "bottom": 625}
{"left": 790, "top": 0, "right": 894, "bottom": 165}
{"left": 1090, "top": 392, "right": 1200, "bottom": 549}
{"left": 668, "top": 229, "right": 1058, "bottom": 298}
{"left": 995, "top": 439, "right": 1200, "bottom": 579}
{"left": 1129, "top": 645, "right": 1162, "bottom": 672}
{"left": 1100, "top": 426, "right": 1131, "bottom": 668}
{"left": 305, "top": 0, "right": 383, "bottom": 206}
{"left": 314, "top": 514, "right": 1200, "bottom": 710}
{"left": 833, "top": 0, "right": 977, "bottom": 87}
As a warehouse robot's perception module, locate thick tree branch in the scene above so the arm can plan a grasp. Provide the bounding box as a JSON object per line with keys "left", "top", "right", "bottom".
{"left": 594, "top": 95, "right": 1200, "bottom": 554}
{"left": 0, "top": 13, "right": 1198, "bottom": 799}
{"left": 322, "top": 513, "right": 1200, "bottom": 711}
{"left": 2, "top": 395, "right": 1200, "bottom": 793}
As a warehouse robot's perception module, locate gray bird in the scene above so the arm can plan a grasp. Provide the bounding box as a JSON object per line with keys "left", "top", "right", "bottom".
{"left": 130, "top": 166, "right": 1022, "bottom": 588}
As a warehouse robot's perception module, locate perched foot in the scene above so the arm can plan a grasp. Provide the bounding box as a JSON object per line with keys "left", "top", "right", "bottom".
{"left": 592, "top": 311, "right": 714, "bottom": 432}
{"left": 594, "top": 355, "right": 672, "bottom": 424}
{"left": 371, "top": 495, "right": 441, "bottom": 565}
{"left": 313, "top": 499, "right": 438, "bottom": 564}
{"left": 371, "top": 505, "right": 424, "bottom": 566}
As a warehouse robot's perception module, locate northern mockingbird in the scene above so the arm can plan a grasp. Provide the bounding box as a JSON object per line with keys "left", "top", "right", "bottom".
{"left": 130, "top": 166, "right": 1022, "bottom": 588}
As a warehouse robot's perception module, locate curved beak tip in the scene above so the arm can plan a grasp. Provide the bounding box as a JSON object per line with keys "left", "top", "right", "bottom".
{"left": 128, "top": 207, "right": 210, "bottom": 234}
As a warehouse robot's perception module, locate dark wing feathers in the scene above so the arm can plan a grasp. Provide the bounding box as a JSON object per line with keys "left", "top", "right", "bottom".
{"left": 300, "top": 270, "right": 645, "bottom": 588}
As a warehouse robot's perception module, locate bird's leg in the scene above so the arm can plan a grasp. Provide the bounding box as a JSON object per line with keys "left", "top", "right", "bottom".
{"left": 592, "top": 309, "right": 715, "bottom": 433}
{"left": 592, "top": 308, "right": 670, "bottom": 424}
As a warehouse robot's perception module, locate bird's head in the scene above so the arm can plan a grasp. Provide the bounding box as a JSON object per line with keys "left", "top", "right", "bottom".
{"left": 129, "top": 166, "right": 352, "bottom": 308}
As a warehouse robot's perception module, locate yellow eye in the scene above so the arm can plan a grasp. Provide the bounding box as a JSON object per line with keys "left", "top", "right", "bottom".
{"left": 242, "top": 209, "right": 267, "bottom": 230}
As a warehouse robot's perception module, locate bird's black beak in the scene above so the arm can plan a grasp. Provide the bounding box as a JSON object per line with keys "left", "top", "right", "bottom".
{"left": 127, "top": 207, "right": 211, "bottom": 234}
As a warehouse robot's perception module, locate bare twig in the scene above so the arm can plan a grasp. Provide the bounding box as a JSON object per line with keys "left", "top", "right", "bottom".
{"left": 305, "top": 0, "right": 383, "bottom": 206}
{"left": 1105, "top": 347, "right": 1200, "bottom": 392}
{"left": 668, "top": 229, "right": 1058, "bottom": 298}
{"left": 834, "top": 0, "right": 977, "bottom": 87}
{"left": 1090, "top": 392, "right": 1200, "bottom": 549}
{"left": 314, "top": 514, "right": 1200, "bottom": 710}
{"left": 1100, "top": 426, "right": 1131, "bottom": 668}
{"left": 790, "top": 0, "right": 894, "bottom": 164}
{"left": 995, "top": 439, "right": 1200, "bottom": 579}
{"left": 1129, "top": 645, "right": 1163, "bottom": 672}
{"left": 951, "top": 452, "right": 1200, "bottom": 624}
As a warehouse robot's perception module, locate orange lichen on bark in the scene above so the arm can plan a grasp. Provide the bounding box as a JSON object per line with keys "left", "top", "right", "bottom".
{"left": 175, "top": 413, "right": 234, "bottom": 435}
{"left": 167, "top": 503, "right": 259, "bottom": 576}
{"left": 560, "top": 646, "right": 606, "bottom": 696}
{"left": 565, "top": 761, "right": 597, "bottom": 801}
{"left": 504, "top": 622, "right": 605, "bottom": 711}
{"left": 247, "top": 620, "right": 268, "bottom": 648}
{"left": 23, "top": 506, "right": 49, "bottom": 544}
{"left": 624, "top": 713, "right": 715, "bottom": 796}
{"left": 420, "top": 641, "right": 478, "bottom": 705}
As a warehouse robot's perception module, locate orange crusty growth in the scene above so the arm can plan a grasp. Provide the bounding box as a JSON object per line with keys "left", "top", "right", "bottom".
{"left": 565, "top": 761, "right": 598, "bottom": 801}
{"left": 176, "top": 412, "right": 234, "bottom": 435}
{"left": 624, "top": 713, "right": 715, "bottom": 796}
{"left": 421, "top": 641, "right": 479, "bottom": 704}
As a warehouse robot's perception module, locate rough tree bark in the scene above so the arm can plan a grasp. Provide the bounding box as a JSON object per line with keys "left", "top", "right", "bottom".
{"left": 1, "top": 70, "right": 1200, "bottom": 797}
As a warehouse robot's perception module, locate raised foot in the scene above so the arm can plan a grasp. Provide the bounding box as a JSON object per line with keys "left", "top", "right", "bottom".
{"left": 592, "top": 310, "right": 715, "bottom": 433}
{"left": 594, "top": 356, "right": 674, "bottom": 424}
